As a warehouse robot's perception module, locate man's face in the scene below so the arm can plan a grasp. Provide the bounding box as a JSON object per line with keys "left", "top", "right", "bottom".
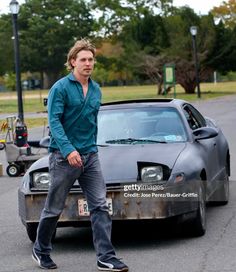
{"left": 71, "top": 50, "right": 95, "bottom": 77}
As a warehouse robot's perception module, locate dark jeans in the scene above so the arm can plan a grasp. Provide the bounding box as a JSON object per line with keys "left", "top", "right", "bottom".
{"left": 33, "top": 151, "right": 116, "bottom": 262}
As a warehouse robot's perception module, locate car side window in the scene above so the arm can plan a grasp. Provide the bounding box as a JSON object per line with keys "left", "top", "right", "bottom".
{"left": 183, "top": 104, "right": 206, "bottom": 130}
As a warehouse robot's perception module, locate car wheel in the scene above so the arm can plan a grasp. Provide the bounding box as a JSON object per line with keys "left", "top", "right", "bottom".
{"left": 0, "top": 142, "right": 5, "bottom": 150}
{"left": 186, "top": 184, "right": 206, "bottom": 237}
{"left": 6, "top": 163, "right": 21, "bottom": 177}
{"left": 26, "top": 223, "right": 57, "bottom": 243}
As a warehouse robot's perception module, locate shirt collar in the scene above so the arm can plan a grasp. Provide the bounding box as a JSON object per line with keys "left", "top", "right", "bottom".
{"left": 68, "top": 72, "right": 77, "bottom": 81}
{"left": 68, "top": 72, "right": 93, "bottom": 86}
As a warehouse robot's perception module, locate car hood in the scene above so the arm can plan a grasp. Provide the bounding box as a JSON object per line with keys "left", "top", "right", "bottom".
{"left": 27, "top": 143, "right": 186, "bottom": 183}
{"left": 99, "top": 143, "right": 186, "bottom": 182}
{"left": 26, "top": 154, "right": 50, "bottom": 173}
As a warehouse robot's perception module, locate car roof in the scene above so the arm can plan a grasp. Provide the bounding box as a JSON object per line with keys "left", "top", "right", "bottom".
{"left": 101, "top": 99, "right": 186, "bottom": 109}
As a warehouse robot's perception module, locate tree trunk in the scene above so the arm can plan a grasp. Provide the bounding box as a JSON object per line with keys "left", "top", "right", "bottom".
{"left": 40, "top": 71, "right": 44, "bottom": 89}
{"left": 43, "top": 71, "right": 61, "bottom": 89}
{"left": 157, "top": 83, "right": 162, "bottom": 95}
{"left": 180, "top": 81, "right": 197, "bottom": 94}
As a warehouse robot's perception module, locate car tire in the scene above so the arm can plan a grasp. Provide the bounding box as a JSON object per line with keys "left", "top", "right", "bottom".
{"left": 185, "top": 184, "right": 206, "bottom": 237}
{"left": 26, "top": 223, "right": 57, "bottom": 243}
{"left": 6, "top": 163, "right": 21, "bottom": 177}
{"left": 0, "top": 142, "right": 5, "bottom": 150}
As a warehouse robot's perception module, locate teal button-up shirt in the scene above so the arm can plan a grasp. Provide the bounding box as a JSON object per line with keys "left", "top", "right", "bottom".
{"left": 47, "top": 73, "right": 101, "bottom": 158}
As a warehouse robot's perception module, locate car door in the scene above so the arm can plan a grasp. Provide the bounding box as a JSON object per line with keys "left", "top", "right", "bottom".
{"left": 182, "top": 104, "right": 220, "bottom": 194}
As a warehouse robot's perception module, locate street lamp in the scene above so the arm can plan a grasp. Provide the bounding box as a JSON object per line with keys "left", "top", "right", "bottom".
{"left": 9, "top": 0, "right": 24, "bottom": 122}
{"left": 190, "top": 26, "right": 201, "bottom": 99}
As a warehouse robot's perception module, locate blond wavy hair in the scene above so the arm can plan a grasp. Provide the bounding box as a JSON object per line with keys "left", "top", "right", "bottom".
{"left": 65, "top": 38, "right": 96, "bottom": 71}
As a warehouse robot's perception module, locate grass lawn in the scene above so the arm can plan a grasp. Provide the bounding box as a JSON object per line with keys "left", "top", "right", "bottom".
{"left": 101, "top": 81, "right": 236, "bottom": 102}
{"left": 0, "top": 81, "right": 236, "bottom": 128}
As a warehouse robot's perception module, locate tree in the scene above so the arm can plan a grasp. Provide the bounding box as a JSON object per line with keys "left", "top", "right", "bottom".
{"left": 211, "top": 0, "right": 236, "bottom": 29}
{"left": 95, "top": 40, "right": 133, "bottom": 85}
{"left": 91, "top": 0, "right": 173, "bottom": 36}
{"left": 109, "top": 12, "right": 170, "bottom": 86}
{"left": 161, "top": 8, "right": 216, "bottom": 93}
{"left": 134, "top": 53, "right": 166, "bottom": 94}
{"left": 175, "top": 58, "right": 213, "bottom": 93}
{"left": 93, "top": 64, "right": 109, "bottom": 86}
{"left": 0, "top": 15, "right": 14, "bottom": 76}
{"left": 120, "top": 13, "right": 169, "bottom": 55}
{"left": 1, "top": 0, "right": 234, "bottom": 91}
{"left": 206, "top": 23, "right": 236, "bottom": 73}
{"left": 132, "top": 7, "right": 218, "bottom": 94}
{"left": 18, "top": 0, "right": 95, "bottom": 88}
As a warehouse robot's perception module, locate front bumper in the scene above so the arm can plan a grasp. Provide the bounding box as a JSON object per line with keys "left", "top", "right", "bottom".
{"left": 18, "top": 183, "right": 199, "bottom": 226}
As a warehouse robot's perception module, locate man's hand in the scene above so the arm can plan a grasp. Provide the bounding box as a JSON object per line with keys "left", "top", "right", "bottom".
{"left": 67, "top": 151, "right": 83, "bottom": 168}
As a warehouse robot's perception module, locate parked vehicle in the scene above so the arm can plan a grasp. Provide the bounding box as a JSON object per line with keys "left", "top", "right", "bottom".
{"left": 18, "top": 99, "right": 230, "bottom": 242}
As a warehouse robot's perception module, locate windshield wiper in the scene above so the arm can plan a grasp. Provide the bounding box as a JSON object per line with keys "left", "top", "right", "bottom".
{"left": 105, "top": 138, "right": 166, "bottom": 144}
{"left": 97, "top": 144, "right": 109, "bottom": 147}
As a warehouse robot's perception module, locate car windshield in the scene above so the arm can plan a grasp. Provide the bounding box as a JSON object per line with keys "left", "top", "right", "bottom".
{"left": 97, "top": 107, "right": 187, "bottom": 145}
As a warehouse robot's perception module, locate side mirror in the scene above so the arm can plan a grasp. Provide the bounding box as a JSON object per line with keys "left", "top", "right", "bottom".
{"left": 193, "top": 127, "right": 218, "bottom": 141}
{"left": 39, "top": 136, "right": 50, "bottom": 148}
{"left": 43, "top": 98, "right": 48, "bottom": 107}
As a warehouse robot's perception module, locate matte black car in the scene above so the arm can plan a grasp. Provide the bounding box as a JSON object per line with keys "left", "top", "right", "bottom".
{"left": 18, "top": 99, "right": 230, "bottom": 241}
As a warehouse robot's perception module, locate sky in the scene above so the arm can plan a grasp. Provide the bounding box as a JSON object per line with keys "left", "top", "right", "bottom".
{"left": 0, "top": 0, "right": 25, "bottom": 14}
{"left": 0, "top": 0, "right": 224, "bottom": 15}
{"left": 172, "top": 0, "right": 224, "bottom": 14}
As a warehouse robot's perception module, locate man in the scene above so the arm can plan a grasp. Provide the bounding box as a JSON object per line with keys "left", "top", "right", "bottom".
{"left": 32, "top": 39, "right": 129, "bottom": 272}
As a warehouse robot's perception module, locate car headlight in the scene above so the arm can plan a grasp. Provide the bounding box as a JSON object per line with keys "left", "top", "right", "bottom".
{"left": 32, "top": 172, "right": 51, "bottom": 189}
{"left": 141, "top": 166, "right": 163, "bottom": 182}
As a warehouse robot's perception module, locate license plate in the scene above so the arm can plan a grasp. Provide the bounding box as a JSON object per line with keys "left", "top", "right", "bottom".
{"left": 78, "top": 198, "right": 113, "bottom": 216}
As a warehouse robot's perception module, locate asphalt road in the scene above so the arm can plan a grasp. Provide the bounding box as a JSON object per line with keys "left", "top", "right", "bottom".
{"left": 0, "top": 95, "right": 235, "bottom": 272}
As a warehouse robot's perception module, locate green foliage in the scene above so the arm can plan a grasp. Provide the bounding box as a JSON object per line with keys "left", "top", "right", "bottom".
{"left": 163, "top": 7, "right": 200, "bottom": 60}
{"left": 0, "top": 15, "right": 14, "bottom": 76}
{"left": 121, "top": 13, "right": 169, "bottom": 55}
{"left": 211, "top": 0, "right": 236, "bottom": 29}
{"left": 0, "top": 0, "right": 236, "bottom": 92}
{"left": 206, "top": 21, "right": 236, "bottom": 72}
{"left": 219, "top": 71, "right": 236, "bottom": 81}
{"left": 3, "top": 73, "right": 16, "bottom": 91}
{"left": 93, "top": 64, "right": 110, "bottom": 86}
{"left": 91, "top": 0, "right": 172, "bottom": 36}
{"left": 18, "top": 0, "right": 95, "bottom": 86}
